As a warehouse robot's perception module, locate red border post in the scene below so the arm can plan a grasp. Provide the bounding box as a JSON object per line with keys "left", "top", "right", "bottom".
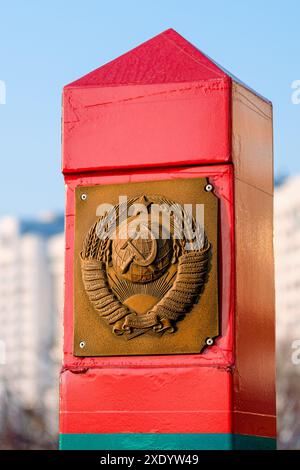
{"left": 60, "top": 29, "right": 276, "bottom": 450}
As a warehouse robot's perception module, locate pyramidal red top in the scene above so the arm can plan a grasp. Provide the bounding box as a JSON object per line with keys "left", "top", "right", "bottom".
{"left": 66, "top": 29, "right": 227, "bottom": 88}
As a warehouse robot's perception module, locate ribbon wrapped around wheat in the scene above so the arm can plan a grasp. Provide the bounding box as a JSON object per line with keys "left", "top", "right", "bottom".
{"left": 80, "top": 196, "right": 211, "bottom": 339}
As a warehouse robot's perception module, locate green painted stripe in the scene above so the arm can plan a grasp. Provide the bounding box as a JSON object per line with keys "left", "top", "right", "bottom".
{"left": 60, "top": 433, "right": 276, "bottom": 450}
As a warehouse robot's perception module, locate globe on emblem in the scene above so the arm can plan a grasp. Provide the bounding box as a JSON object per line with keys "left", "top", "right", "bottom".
{"left": 112, "top": 220, "right": 173, "bottom": 283}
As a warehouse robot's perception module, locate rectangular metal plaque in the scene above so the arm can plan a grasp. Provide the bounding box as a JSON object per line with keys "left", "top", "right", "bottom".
{"left": 73, "top": 177, "right": 219, "bottom": 356}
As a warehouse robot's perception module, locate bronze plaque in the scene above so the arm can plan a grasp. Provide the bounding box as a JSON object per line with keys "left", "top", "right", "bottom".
{"left": 73, "top": 178, "right": 219, "bottom": 356}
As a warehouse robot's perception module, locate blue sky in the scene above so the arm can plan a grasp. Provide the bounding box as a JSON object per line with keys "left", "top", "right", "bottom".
{"left": 0, "top": 1, "right": 299, "bottom": 216}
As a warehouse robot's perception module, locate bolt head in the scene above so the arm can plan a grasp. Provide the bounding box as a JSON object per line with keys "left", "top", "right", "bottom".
{"left": 205, "top": 184, "right": 213, "bottom": 192}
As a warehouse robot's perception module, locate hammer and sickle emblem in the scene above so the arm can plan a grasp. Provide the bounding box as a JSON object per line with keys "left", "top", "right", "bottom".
{"left": 120, "top": 226, "right": 157, "bottom": 274}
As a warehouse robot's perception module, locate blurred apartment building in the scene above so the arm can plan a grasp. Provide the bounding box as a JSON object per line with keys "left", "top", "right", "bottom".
{"left": 0, "top": 214, "right": 64, "bottom": 447}
{"left": 275, "top": 175, "right": 300, "bottom": 342}
{"left": 274, "top": 174, "right": 300, "bottom": 449}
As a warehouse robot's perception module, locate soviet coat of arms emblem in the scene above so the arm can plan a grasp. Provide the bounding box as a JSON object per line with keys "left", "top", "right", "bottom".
{"left": 80, "top": 194, "right": 211, "bottom": 340}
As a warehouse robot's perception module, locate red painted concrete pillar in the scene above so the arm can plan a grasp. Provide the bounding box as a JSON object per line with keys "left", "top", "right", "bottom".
{"left": 60, "top": 29, "right": 276, "bottom": 450}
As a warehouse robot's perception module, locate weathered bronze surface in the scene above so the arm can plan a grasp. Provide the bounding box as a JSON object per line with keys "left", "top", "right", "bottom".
{"left": 74, "top": 178, "right": 219, "bottom": 356}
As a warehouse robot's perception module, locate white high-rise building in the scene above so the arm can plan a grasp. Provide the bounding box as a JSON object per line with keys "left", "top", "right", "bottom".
{"left": 275, "top": 175, "right": 300, "bottom": 342}
{"left": 274, "top": 175, "right": 300, "bottom": 450}
{"left": 0, "top": 214, "right": 64, "bottom": 444}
